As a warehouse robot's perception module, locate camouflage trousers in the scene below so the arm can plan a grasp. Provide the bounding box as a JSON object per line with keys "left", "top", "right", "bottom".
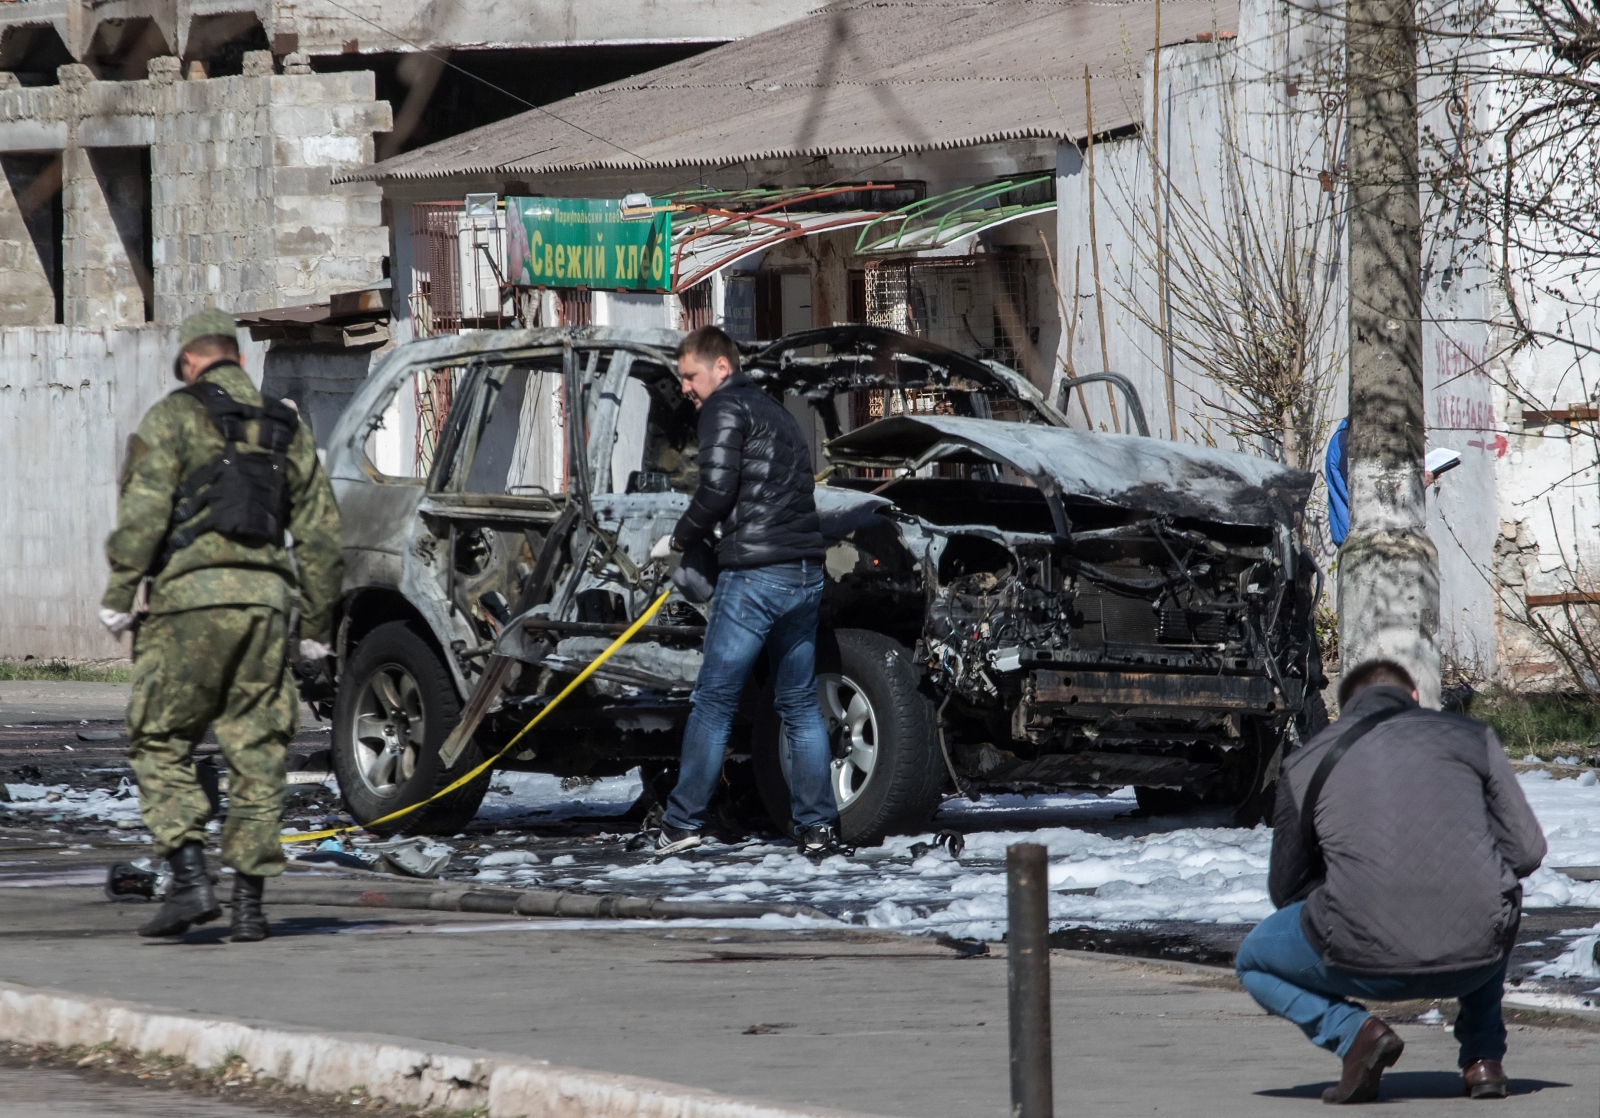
{"left": 126, "top": 605, "right": 297, "bottom": 877}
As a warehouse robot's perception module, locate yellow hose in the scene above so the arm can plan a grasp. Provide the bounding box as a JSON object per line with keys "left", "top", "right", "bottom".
{"left": 283, "top": 589, "right": 673, "bottom": 846}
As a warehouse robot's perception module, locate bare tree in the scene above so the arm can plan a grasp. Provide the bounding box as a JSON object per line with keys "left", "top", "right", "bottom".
{"left": 1101, "top": 49, "right": 1346, "bottom": 479}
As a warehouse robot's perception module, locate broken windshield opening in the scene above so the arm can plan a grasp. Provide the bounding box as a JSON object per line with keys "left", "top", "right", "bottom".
{"left": 747, "top": 324, "right": 1060, "bottom": 479}
{"left": 745, "top": 324, "right": 1060, "bottom": 440}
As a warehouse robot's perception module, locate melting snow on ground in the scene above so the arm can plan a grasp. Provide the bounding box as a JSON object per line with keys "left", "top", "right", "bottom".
{"left": 10, "top": 767, "right": 1600, "bottom": 937}
{"left": 1, "top": 778, "right": 145, "bottom": 832}
{"left": 476, "top": 770, "right": 643, "bottom": 824}
{"left": 514, "top": 773, "right": 1600, "bottom": 940}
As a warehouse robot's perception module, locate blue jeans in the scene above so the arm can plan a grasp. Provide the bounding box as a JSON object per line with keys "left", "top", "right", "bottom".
{"left": 1236, "top": 902, "right": 1508, "bottom": 1066}
{"left": 664, "top": 560, "right": 837, "bottom": 833}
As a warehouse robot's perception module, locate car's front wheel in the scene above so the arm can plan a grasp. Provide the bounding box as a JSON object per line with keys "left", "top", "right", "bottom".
{"left": 751, "top": 629, "right": 943, "bottom": 846}
{"left": 332, "top": 620, "right": 490, "bottom": 835}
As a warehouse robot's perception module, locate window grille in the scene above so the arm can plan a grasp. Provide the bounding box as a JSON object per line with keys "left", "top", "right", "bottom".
{"left": 864, "top": 255, "right": 1029, "bottom": 370}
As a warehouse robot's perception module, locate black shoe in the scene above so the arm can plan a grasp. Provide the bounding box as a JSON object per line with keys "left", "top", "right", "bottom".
{"left": 136, "top": 842, "right": 222, "bottom": 937}
{"left": 230, "top": 872, "right": 270, "bottom": 942}
{"left": 653, "top": 824, "right": 703, "bottom": 857}
{"left": 797, "top": 824, "right": 853, "bottom": 860}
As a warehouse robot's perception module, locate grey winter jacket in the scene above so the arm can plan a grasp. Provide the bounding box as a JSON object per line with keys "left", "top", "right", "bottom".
{"left": 1269, "top": 684, "right": 1546, "bottom": 975}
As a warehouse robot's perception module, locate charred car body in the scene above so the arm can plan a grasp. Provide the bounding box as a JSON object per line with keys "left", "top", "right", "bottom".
{"left": 319, "top": 324, "right": 1324, "bottom": 843}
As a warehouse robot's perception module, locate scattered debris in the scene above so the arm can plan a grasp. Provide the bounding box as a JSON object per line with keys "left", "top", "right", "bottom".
{"left": 104, "top": 859, "right": 166, "bottom": 901}
{"left": 367, "top": 837, "right": 454, "bottom": 878}
{"left": 742, "top": 1023, "right": 795, "bottom": 1035}
{"left": 934, "top": 933, "right": 990, "bottom": 958}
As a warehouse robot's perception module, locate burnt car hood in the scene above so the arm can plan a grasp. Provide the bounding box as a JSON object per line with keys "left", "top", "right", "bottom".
{"left": 824, "top": 415, "right": 1312, "bottom": 529}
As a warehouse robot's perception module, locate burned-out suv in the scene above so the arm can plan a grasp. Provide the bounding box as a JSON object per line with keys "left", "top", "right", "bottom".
{"left": 319, "top": 324, "right": 1325, "bottom": 843}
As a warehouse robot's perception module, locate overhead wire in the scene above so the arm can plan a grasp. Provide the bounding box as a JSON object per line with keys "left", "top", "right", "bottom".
{"left": 314, "top": 0, "right": 656, "bottom": 166}
{"left": 317, "top": 0, "right": 902, "bottom": 201}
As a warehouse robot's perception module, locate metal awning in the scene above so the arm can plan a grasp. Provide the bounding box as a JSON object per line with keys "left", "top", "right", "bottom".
{"left": 672, "top": 210, "right": 880, "bottom": 292}
{"left": 855, "top": 175, "right": 1056, "bottom": 256}
{"left": 236, "top": 280, "right": 392, "bottom": 345}
{"left": 665, "top": 183, "right": 905, "bottom": 292}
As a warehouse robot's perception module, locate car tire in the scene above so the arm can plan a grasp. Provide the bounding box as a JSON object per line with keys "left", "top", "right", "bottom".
{"left": 1230, "top": 658, "right": 1331, "bottom": 826}
{"left": 1133, "top": 786, "right": 1204, "bottom": 815}
{"left": 751, "top": 629, "right": 943, "bottom": 847}
{"left": 332, "top": 620, "right": 490, "bottom": 836}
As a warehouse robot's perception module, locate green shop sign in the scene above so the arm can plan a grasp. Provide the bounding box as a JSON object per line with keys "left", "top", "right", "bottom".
{"left": 505, "top": 197, "right": 672, "bottom": 292}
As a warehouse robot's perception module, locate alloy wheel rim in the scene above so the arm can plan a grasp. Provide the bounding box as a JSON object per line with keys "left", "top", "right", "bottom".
{"left": 351, "top": 664, "right": 425, "bottom": 797}
{"left": 780, "top": 672, "right": 879, "bottom": 811}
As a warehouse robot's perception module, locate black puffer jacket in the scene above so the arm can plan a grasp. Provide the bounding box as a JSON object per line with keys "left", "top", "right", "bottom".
{"left": 671, "top": 371, "right": 824, "bottom": 568}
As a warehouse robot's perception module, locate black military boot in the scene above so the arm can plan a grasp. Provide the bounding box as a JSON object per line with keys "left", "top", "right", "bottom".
{"left": 136, "top": 842, "right": 222, "bottom": 937}
{"left": 230, "top": 872, "right": 270, "bottom": 942}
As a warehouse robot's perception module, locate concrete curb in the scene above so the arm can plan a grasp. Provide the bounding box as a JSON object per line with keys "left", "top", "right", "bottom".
{"left": 0, "top": 980, "right": 889, "bottom": 1118}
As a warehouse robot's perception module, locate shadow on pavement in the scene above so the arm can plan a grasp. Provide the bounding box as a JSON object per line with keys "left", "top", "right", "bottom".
{"left": 1259, "top": 1071, "right": 1570, "bottom": 1100}
{"left": 149, "top": 916, "right": 402, "bottom": 945}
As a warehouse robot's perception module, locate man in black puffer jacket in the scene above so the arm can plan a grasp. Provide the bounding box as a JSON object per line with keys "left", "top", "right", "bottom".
{"left": 647, "top": 326, "right": 840, "bottom": 858}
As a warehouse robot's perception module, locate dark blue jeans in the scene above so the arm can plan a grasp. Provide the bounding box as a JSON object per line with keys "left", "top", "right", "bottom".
{"left": 663, "top": 560, "right": 837, "bottom": 833}
{"left": 1236, "top": 902, "right": 1508, "bottom": 1066}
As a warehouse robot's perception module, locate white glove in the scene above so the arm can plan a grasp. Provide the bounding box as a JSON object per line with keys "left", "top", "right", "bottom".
{"left": 99, "top": 608, "right": 134, "bottom": 635}
{"left": 649, "top": 534, "right": 676, "bottom": 561}
{"left": 298, "top": 638, "right": 333, "bottom": 661}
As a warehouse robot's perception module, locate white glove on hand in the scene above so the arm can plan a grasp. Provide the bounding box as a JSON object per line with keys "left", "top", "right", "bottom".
{"left": 649, "top": 533, "right": 676, "bottom": 561}
{"left": 298, "top": 638, "right": 333, "bottom": 661}
{"left": 99, "top": 608, "right": 134, "bottom": 635}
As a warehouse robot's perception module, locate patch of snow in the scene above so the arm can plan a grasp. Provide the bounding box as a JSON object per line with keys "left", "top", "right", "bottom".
{"left": 474, "top": 770, "right": 642, "bottom": 822}
{"left": 477, "top": 850, "right": 540, "bottom": 867}
{"left": 1, "top": 782, "right": 142, "bottom": 826}
{"left": 1516, "top": 771, "right": 1600, "bottom": 908}
{"left": 1530, "top": 934, "right": 1600, "bottom": 979}
{"left": 395, "top": 770, "right": 1600, "bottom": 936}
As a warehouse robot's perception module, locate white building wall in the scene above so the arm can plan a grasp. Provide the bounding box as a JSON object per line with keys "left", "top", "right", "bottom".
{"left": 1055, "top": 0, "right": 1517, "bottom": 680}
{"left": 0, "top": 55, "right": 388, "bottom": 660}
{"left": 1, "top": 327, "right": 172, "bottom": 661}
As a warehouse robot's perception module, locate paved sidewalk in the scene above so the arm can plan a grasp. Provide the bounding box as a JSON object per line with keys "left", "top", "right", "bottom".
{"left": 0, "top": 885, "right": 1592, "bottom": 1116}
{"left": 0, "top": 682, "right": 132, "bottom": 723}
{"left": 0, "top": 1058, "right": 302, "bottom": 1118}
{"left": 0, "top": 681, "right": 318, "bottom": 726}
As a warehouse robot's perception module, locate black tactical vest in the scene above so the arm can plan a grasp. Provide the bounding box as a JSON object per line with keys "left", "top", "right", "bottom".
{"left": 160, "top": 376, "right": 300, "bottom": 564}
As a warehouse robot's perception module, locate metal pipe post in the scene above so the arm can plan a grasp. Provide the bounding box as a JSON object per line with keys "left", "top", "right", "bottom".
{"left": 1008, "top": 842, "right": 1053, "bottom": 1118}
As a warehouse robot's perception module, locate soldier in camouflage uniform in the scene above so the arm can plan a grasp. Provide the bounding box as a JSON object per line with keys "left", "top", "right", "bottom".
{"left": 101, "top": 308, "right": 343, "bottom": 941}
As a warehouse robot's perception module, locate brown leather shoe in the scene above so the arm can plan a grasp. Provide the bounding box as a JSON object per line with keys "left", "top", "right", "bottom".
{"left": 1463, "top": 1059, "right": 1509, "bottom": 1099}
{"left": 1322, "top": 1016, "right": 1405, "bottom": 1104}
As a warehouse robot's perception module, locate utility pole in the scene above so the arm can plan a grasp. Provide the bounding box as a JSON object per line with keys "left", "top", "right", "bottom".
{"left": 1338, "top": 0, "right": 1440, "bottom": 706}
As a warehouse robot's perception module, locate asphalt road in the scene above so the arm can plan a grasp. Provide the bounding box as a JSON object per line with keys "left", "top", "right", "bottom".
{"left": 3, "top": 682, "right": 1600, "bottom": 1115}
{"left": 0, "top": 1057, "right": 301, "bottom": 1118}
{"left": 4, "top": 884, "right": 1599, "bottom": 1116}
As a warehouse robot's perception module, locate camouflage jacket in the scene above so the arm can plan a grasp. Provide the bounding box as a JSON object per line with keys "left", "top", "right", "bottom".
{"left": 103, "top": 362, "right": 344, "bottom": 641}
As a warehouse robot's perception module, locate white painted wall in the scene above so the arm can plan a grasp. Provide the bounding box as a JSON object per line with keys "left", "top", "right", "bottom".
{"left": 1054, "top": 0, "right": 1520, "bottom": 680}
{"left": 2, "top": 326, "right": 175, "bottom": 660}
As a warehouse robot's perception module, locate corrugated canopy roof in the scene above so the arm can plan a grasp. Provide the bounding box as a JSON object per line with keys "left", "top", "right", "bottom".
{"left": 351, "top": 0, "right": 1235, "bottom": 184}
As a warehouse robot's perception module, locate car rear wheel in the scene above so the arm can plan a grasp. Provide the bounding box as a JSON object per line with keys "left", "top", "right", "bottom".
{"left": 752, "top": 629, "right": 943, "bottom": 846}
{"left": 332, "top": 621, "right": 490, "bottom": 836}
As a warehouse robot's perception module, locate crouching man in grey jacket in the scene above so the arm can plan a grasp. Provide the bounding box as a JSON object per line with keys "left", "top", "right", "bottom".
{"left": 1236, "top": 659, "right": 1546, "bottom": 1104}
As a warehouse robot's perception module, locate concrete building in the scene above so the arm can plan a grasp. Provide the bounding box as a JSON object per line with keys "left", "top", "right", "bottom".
{"left": 0, "top": 1, "right": 817, "bottom": 661}
{"left": 359, "top": 0, "right": 1600, "bottom": 692}
{"left": 6, "top": 0, "right": 1594, "bottom": 694}
{"left": 1050, "top": 0, "right": 1600, "bottom": 689}
{"left": 346, "top": 1, "right": 1232, "bottom": 475}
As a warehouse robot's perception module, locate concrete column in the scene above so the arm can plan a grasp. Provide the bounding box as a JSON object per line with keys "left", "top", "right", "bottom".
{"left": 60, "top": 62, "right": 150, "bottom": 328}
{"left": 1337, "top": 0, "right": 1440, "bottom": 706}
